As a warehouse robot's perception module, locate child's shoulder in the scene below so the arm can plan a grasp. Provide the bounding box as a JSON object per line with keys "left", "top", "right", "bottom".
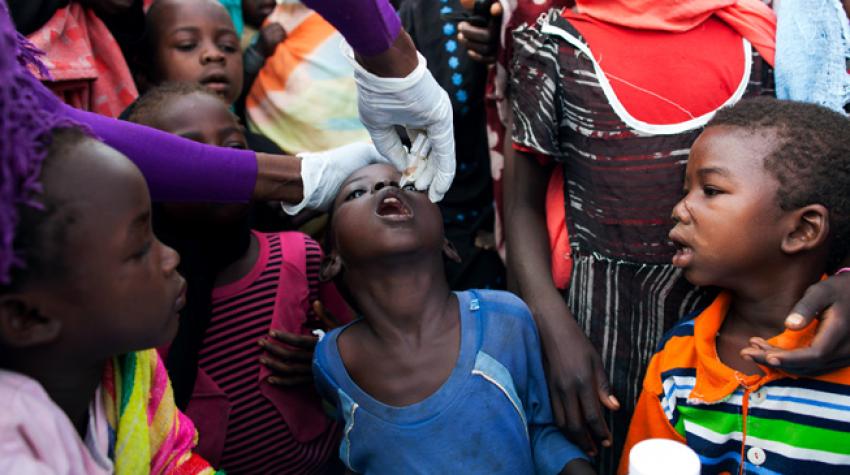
{"left": 655, "top": 311, "right": 701, "bottom": 354}
{"left": 462, "top": 289, "right": 538, "bottom": 335}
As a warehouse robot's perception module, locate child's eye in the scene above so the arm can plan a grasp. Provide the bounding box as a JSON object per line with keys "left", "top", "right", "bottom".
{"left": 219, "top": 43, "right": 238, "bottom": 53}
{"left": 225, "top": 141, "right": 246, "bottom": 149}
{"left": 129, "top": 241, "right": 153, "bottom": 261}
{"left": 703, "top": 186, "right": 722, "bottom": 197}
{"left": 402, "top": 183, "right": 417, "bottom": 192}
{"left": 345, "top": 189, "right": 366, "bottom": 201}
{"left": 174, "top": 42, "right": 196, "bottom": 52}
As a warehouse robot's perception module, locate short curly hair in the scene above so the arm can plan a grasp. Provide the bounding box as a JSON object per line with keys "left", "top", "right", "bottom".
{"left": 707, "top": 97, "right": 850, "bottom": 269}
{"left": 125, "top": 81, "right": 231, "bottom": 128}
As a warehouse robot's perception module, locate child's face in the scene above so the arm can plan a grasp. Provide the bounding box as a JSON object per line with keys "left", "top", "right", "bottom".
{"left": 154, "top": 91, "right": 250, "bottom": 226}
{"left": 669, "top": 126, "right": 788, "bottom": 288}
{"left": 330, "top": 164, "right": 444, "bottom": 265}
{"left": 31, "top": 139, "right": 185, "bottom": 358}
{"left": 149, "top": 0, "right": 243, "bottom": 104}
{"left": 242, "top": 0, "right": 276, "bottom": 28}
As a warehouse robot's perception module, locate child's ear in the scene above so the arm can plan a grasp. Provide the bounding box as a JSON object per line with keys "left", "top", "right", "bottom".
{"left": 443, "top": 238, "right": 462, "bottom": 264}
{"left": 782, "top": 204, "right": 830, "bottom": 254}
{"left": 319, "top": 254, "right": 345, "bottom": 282}
{"left": 0, "top": 295, "right": 61, "bottom": 348}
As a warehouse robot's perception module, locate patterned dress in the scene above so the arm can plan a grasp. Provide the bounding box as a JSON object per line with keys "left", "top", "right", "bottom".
{"left": 510, "top": 9, "right": 773, "bottom": 473}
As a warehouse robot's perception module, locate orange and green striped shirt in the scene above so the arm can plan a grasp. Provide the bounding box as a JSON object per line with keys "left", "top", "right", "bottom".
{"left": 621, "top": 292, "right": 850, "bottom": 475}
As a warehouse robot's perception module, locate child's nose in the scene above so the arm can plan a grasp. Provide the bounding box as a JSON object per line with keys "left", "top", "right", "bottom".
{"left": 372, "top": 180, "right": 400, "bottom": 193}
{"left": 671, "top": 198, "right": 691, "bottom": 225}
{"left": 160, "top": 242, "right": 181, "bottom": 275}
{"left": 201, "top": 47, "right": 225, "bottom": 64}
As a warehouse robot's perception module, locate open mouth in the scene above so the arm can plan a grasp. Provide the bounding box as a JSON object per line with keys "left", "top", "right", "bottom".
{"left": 668, "top": 231, "right": 694, "bottom": 268}
{"left": 200, "top": 73, "right": 230, "bottom": 94}
{"left": 376, "top": 195, "right": 414, "bottom": 221}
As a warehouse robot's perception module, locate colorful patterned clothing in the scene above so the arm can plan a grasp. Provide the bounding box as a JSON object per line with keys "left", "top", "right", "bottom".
{"left": 246, "top": 4, "right": 370, "bottom": 154}
{"left": 103, "top": 350, "right": 218, "bottom": 475}
{"left": 622, "top": 293, "right": 850, "bottom": 474}
{"left": 190, "top": 231, "right": 346, "bottom": 474}
{"left": 510, "top": 9, "right": 773, "bottom": 472}
{"left": 26, "top": 3, "right": 138, "bottom": 117}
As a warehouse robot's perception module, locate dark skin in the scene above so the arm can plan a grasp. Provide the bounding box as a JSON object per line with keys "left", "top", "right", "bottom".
{"left": 147, "top": 0, "right": 244, "bottom": 104}
{"left": 327, "top": 164, "right": 595, "bottom": 475}
{"left": 242, "top": 0, "right": 276, "bottom": 28}
{"left": 149, "top": 91, "right": 259, "bottom": 287}
{"left": 504, "top": 114, "right": 850, "bottom": 454}
{"left": 150, "top": 91, "right": 343, "bottom": 384}
{"left": 0, "top": 138, "right": 184, "bottom": 436}
{"left": 329, "top": 165, "right": 461, "bottom": 407}
{"left": 457, "top": 0, "right": 503, "bottom": 64}
{"left": 670, "top": 127, "right": 831, "bottom": 375}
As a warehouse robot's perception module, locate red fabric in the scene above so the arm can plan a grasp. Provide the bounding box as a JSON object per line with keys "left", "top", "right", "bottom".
{"left": 26, "top": 3, "right": 137, "bottom": 117}
{"left": 574, "top": 0, "right": 776, "bottom": 65}
{"left": 187, "top": 232, "right": 350, "bottom": 469}
{"left": 563, "top": 12, "right": 747, "bottom": 125}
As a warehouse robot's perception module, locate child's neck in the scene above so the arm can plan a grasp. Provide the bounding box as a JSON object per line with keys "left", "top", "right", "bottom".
{"left": 216, "top": 231, "right": 259, "bottom": 287}
{"left": 346, "top": 251, "right": 455, "bottom": 343}
{"left": 6, "top": 353, "right": 105, "bottom": 437}
{"left": 718, "top": 260, "right": 823, "bottom": 374}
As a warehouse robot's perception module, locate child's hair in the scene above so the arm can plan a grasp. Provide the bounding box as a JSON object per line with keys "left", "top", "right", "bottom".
{"left": 4, "top": 127, "right": 91, "bottom": 291}
{"left": 126, "top": 81, "right": 237, "bottom": 127}
{"left": 0, "top": 4, "right": 90, "bottom": 286}
{"left": 707, "top": 97, "right": 850, "bottom": 269}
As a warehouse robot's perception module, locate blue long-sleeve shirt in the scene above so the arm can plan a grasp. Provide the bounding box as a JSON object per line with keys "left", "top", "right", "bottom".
{"left": 313, "top": 290, "right": 587, "bottom": 474}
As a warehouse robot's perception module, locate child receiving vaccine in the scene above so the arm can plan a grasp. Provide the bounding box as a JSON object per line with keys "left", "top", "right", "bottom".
{"left": 312, "top": 163, "right": 593, "bottom": 474}
{"left": 127, "top": 82, "right": 352, "bottom": 474}
{"left": 621, "top": 98, "right": 850, "bottom": 474}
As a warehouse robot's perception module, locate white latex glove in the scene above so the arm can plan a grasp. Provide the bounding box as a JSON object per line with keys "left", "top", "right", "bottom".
{"left": 342, "top": 43, "right": 456, "bottom": 203}
{"left": 281, "top": 142, "right": 390, "bottom": 215}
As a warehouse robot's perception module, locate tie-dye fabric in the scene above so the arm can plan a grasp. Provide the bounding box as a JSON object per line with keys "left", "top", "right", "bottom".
{"left": 103, "top": 349, "right": 219, "bottom": 475}
{"left": 246, "top": 4, "right": 370, "bottom": 154}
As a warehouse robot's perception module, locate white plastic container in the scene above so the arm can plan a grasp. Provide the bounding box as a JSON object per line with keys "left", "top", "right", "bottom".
{"left": 628, "top": 438, "right": 701, "bottom": 475}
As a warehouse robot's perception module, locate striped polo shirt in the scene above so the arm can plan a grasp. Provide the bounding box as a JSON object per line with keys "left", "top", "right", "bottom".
{"left": 620, "top": 292, "right": 850, "bottom": 475}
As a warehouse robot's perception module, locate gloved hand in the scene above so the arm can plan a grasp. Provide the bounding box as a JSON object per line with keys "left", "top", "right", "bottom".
{"left": 342, "top": 43, "right": 456, "bottom": 203}
{"left": 281, "top": 142, "right": 390, "bottom": 215}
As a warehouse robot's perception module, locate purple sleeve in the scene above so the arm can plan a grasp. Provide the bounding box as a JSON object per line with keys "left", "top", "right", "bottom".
{"left": 302, "top": 0, "right": 401, "bottom": 56}
{"left": 61, "top": 104, "right": 257, "bottom": 202}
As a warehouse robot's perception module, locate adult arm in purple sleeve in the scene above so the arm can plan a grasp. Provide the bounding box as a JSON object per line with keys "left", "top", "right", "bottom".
{"left": 60, "top": 103, "right": 391, "bottom": 210}
{"left": 302, "top": 0, "right": 401, "bottom": 56}
{"left": 62, "top": 103, "right": 260, "bottom": 202}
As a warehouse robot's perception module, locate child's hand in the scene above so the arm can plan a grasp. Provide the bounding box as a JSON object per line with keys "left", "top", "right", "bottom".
{"left": 258, "top": 301, "right": 343, "bottom": 386}
{"left": 741, "top": 272, "right": 850, "bottom": 374}
{"left": 457, "top": 2, "right": 503, "bottom": 64}
{"left": 257, "top": 23, "right": 286, "bottom": 58}
{"left": 259, "top": 330, "right": 317, "bottom": 386}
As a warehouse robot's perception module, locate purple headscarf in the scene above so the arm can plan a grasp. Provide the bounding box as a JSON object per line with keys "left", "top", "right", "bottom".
{"left": 0, "top": 1, "right": 84, "bottom": 284}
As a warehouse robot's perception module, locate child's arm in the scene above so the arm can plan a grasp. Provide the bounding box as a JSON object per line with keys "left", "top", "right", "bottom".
{"left": 238, "top": 23, "right": 286, "bottom": 119}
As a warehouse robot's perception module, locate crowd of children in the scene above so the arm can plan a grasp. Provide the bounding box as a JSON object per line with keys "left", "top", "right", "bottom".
{"left": 1, "top": 0, "right": 850, "bottom": 474}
